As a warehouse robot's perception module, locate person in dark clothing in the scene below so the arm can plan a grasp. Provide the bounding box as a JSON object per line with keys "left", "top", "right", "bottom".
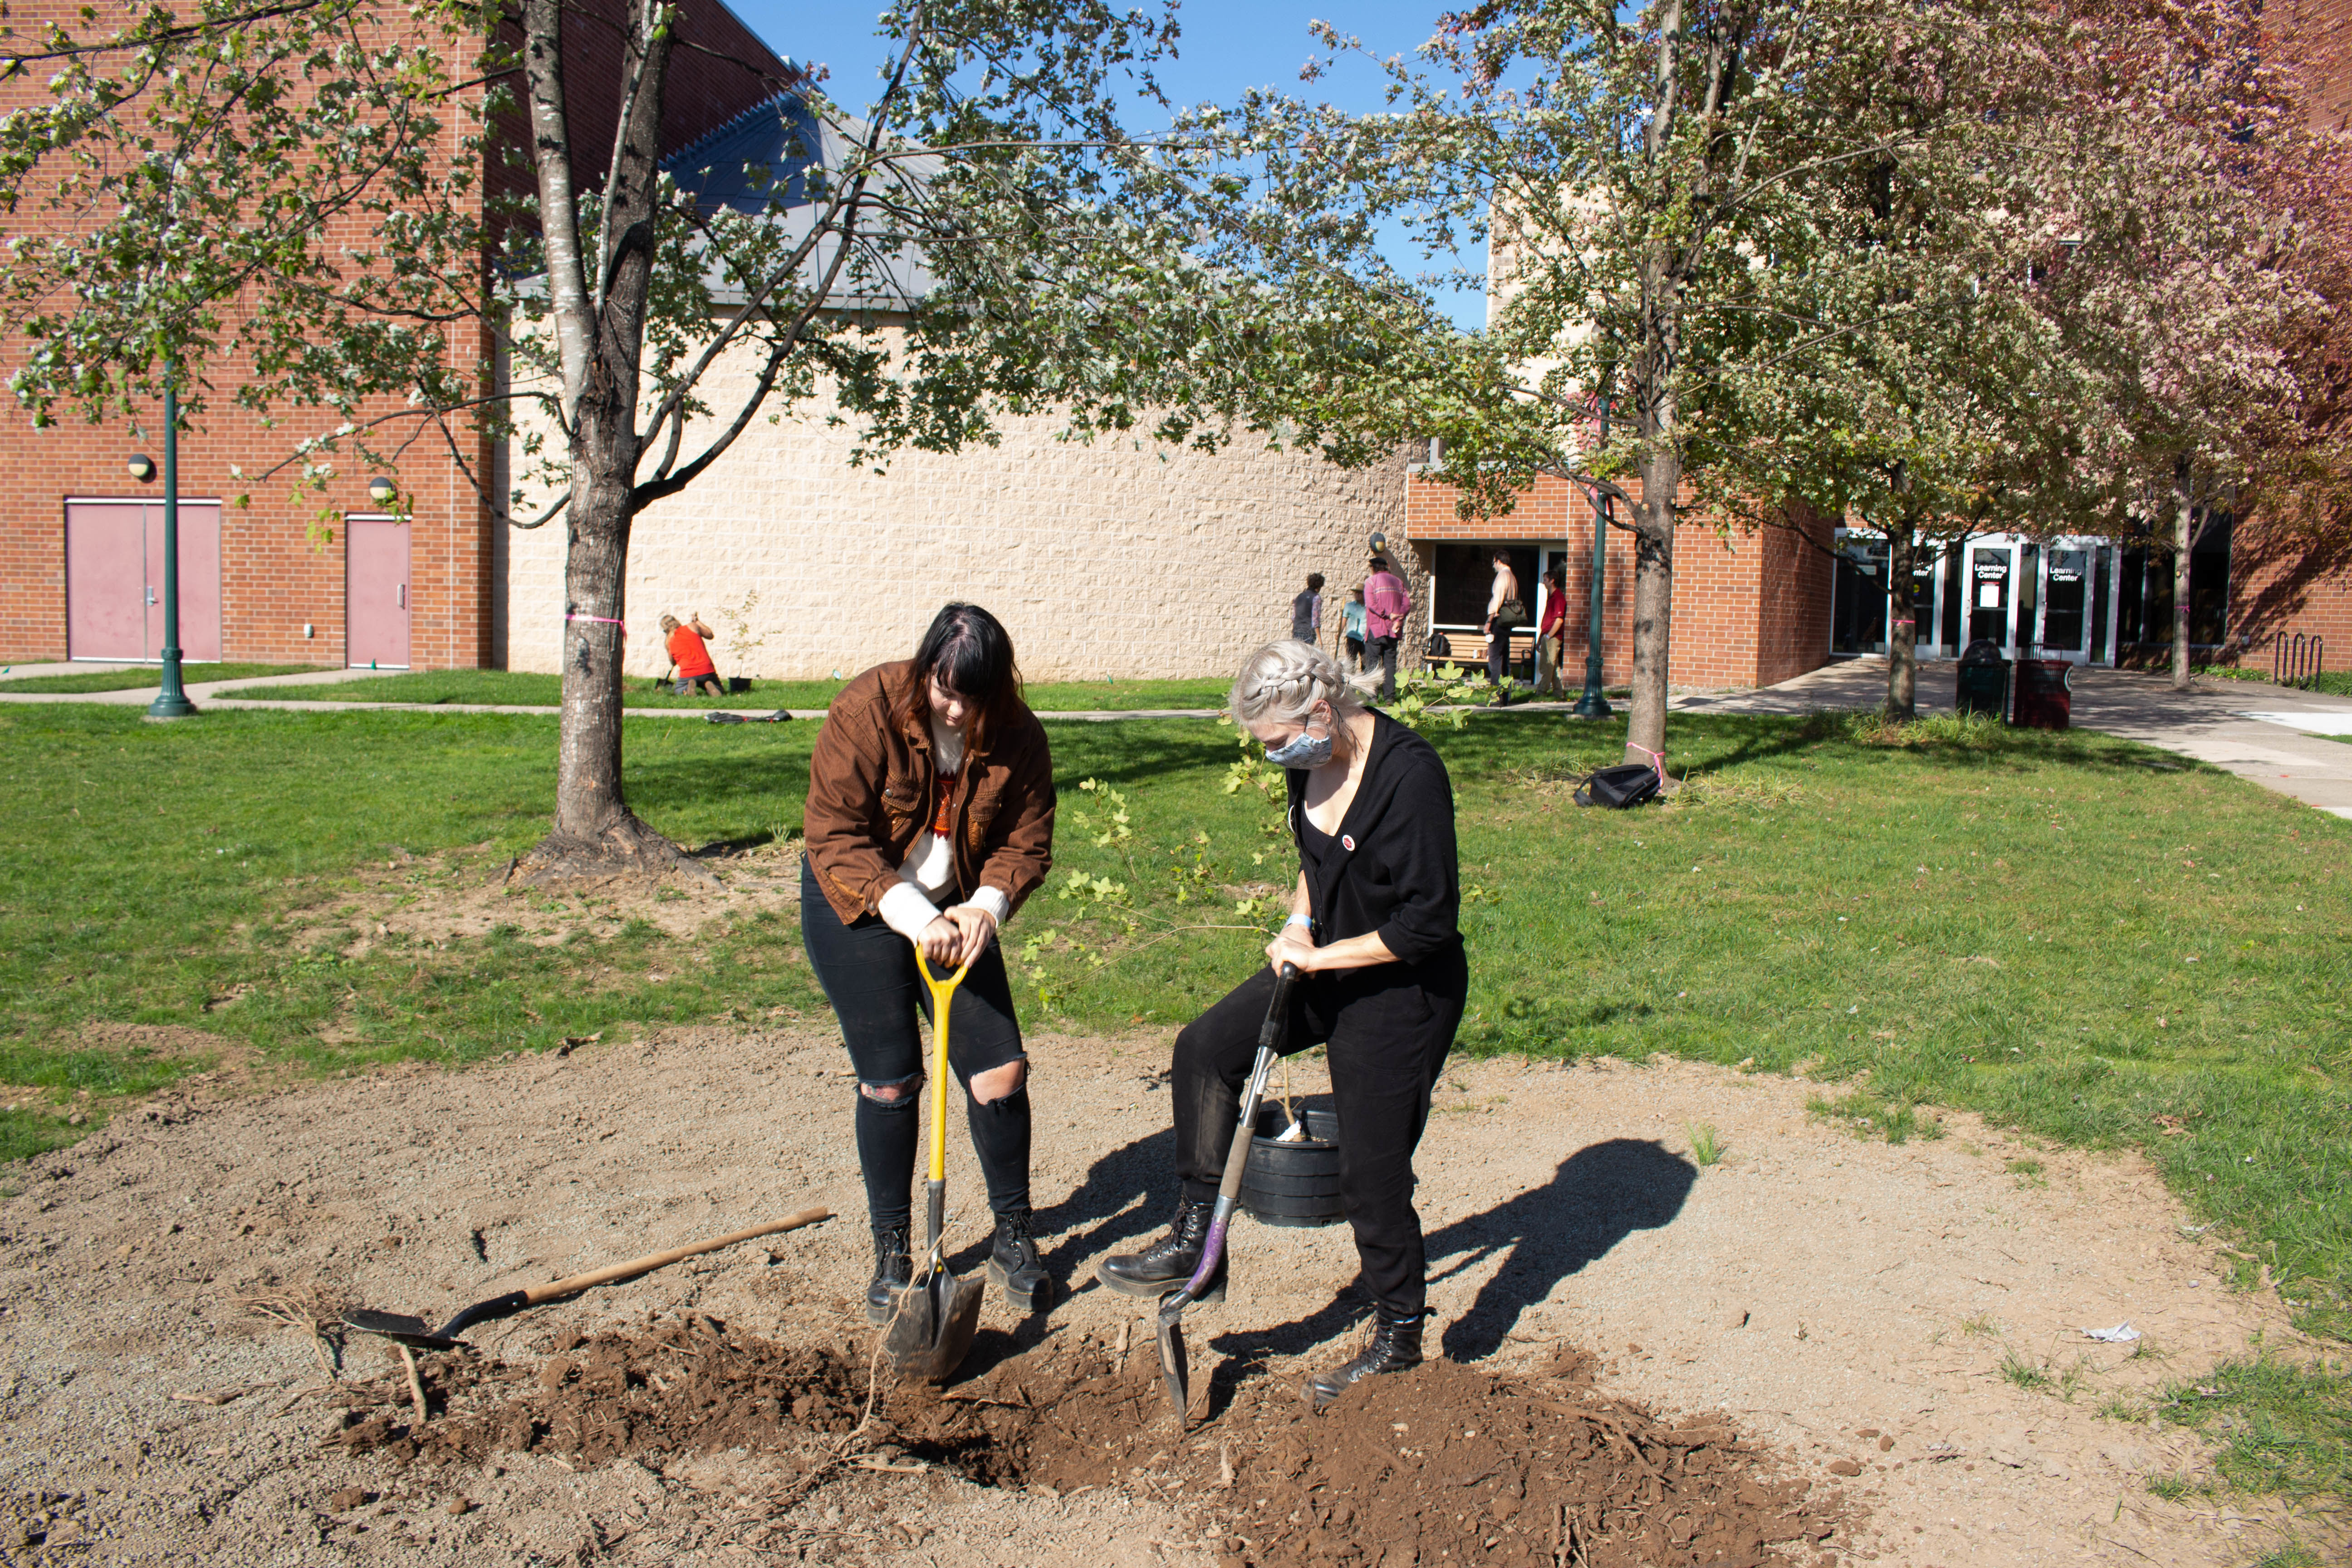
{"left": 1099, "top": 637, "right": 1465, "bottom": 1408}
{"left": 1290, "top": 573, "right": 1326, "bottom": 643}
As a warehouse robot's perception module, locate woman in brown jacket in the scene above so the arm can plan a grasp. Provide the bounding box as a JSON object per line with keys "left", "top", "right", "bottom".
{"left": 801, "top": 604, "right": 1058, "bottom": 1320}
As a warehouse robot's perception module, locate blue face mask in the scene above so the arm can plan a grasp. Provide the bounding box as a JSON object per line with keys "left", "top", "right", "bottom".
{"left": 1264, "top": 710, "right": 1335, "bottom": 769}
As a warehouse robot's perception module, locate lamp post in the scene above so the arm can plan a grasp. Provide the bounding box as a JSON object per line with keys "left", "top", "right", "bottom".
{"left": 1570, "top": 392, "right": 1614, "bottom": 720}
{"left": 145, "top": 372, "right": 196, "bottom": 721}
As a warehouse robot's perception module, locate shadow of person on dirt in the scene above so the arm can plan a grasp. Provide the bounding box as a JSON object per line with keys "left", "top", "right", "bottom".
{"left": 1425, "top": 1137, "right": 1696, "bottom": 1361}
{"left": 1191, "top": 1136, "right": 1697, "bottom": 1414}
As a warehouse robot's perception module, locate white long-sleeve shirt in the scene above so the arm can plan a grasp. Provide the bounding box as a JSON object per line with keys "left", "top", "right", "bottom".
{"left": 875, "top": 718, "right": 1010, "bottom": 941}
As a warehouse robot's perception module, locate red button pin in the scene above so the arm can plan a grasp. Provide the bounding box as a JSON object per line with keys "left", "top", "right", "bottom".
{"left": 1341, "top": 834, "right": 1356, "bottom": 852}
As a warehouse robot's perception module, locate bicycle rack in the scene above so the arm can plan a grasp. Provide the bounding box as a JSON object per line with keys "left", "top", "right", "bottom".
{"left": 2272, "top": 632, "right": 2326, "bottom": 688}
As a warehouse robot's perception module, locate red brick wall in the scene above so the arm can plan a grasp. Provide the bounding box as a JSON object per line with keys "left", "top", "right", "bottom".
{"left": 0, "top": 0, "right": 788, "bottom": 669}
{"left": 2230, "top": 520, "right": 2352, "bottom": 671}
{"left": 2234, "top": 0, "right": 2352, "bottom": 670}
{"left": 2276, "top": 0, "right": 2352, "bottom": 132}
{"left": 1403, "top": 470, "right": 1836, "bottom": 688}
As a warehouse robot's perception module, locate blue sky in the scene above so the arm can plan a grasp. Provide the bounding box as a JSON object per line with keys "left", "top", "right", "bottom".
{"left": 723, "top": 0, "right": 1486, "bottom": 327}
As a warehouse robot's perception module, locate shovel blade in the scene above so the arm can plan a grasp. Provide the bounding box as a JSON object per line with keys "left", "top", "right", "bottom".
{"left": 342, "top": 1308, "right": 465, "bottom": 1353}
{"left": 879, "top": 1269, "right": 984, "bottom": 1384}
{"left": 1156, "top": 1298, "right": 1192, "bottom": 1426}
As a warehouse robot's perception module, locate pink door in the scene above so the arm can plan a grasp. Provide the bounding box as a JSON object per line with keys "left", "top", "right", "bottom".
{"left": 65, "top": 501, "right": 148, "bottom": 660}
{"left": 143, "top": 502, "right": 222, "bottom": 662}
{"left": 346, "top": 516, "right": 411, "bottom": 668}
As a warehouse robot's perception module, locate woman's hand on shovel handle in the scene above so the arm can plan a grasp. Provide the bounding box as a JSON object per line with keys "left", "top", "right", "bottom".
{"left": 918, "top": 915, "right": 963, "bottom": 966}
{"left": 1266, "top": 926, "right": 1319, "bottom": 975}
{"left": 944, "top": 904, "right": 997, "bottom": 967}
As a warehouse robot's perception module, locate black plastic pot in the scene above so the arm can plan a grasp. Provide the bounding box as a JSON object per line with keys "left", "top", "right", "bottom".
{"left": 1239, "top": 1104, "right": 1344, "bottom": 1228}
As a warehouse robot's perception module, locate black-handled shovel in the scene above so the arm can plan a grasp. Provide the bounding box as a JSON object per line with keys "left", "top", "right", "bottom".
{"left": 1155, "top": 960, "right": 1299, "bottom": 1426}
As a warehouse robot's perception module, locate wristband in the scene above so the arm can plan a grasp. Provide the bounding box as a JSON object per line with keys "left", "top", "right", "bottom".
{"left": 1284, "top": 912, "right": 1313, "bottom": 931}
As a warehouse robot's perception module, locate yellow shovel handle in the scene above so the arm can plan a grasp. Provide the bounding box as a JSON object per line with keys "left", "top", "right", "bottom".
{"left": 913, "top": 949, "right": 973, "bottom": 1183}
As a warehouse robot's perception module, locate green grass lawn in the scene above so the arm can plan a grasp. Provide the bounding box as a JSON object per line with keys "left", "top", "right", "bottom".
{"left": 226, "top": 668, "right": 1234, "bottom": 711}
{"left": 3, "top": 700, "right": 2349, "bottom": 1412}
{"left": 0, "top": 662, "right": 322, "bottom": 694}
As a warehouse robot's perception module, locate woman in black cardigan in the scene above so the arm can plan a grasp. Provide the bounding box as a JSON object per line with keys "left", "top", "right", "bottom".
{"left": 1100, "top": 639, "right": 1467, "bottom": 1406}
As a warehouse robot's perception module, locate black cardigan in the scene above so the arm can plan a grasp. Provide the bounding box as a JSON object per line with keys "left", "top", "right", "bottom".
{"left": 1284, "top": 710, "right": 1462, "bottom": 967}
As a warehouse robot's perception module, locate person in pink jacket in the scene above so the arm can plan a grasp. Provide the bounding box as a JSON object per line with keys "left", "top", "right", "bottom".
{"left": 1362, "top": 555, "right": 1412, "bottom": 702}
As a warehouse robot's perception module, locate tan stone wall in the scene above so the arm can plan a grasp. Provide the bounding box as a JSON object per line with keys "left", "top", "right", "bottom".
{"left": 500, "top": 341, "right": 1407, "bottom": 682}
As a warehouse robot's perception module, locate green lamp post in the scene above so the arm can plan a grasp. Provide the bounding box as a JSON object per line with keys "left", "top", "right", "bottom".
{"left": 1570, "top": 390, "right": 1614, "bottom": 721}
{"left": 145, "top": 373, "right": 196, "bottom": 721}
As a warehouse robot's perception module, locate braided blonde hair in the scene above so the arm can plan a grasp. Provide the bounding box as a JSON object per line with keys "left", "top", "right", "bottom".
{"left": 1228, "top": 639, "right": 1363, "bottom": 726}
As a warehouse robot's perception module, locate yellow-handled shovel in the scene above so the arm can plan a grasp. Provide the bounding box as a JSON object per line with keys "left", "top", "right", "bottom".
{"left": 878, "top": 948, "right": 986, "bottom": 1382}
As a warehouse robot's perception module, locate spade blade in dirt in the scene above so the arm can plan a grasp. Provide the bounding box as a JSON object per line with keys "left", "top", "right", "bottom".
{"left": 341, "top": 1209, "right": 830, "bottom": 1352}
{"left": 341, "top": 1308, "right": 468, "bottom": 1353}
{"left": 881, "top": 1267, "right": 983, "bottom": 1384}
{"left": 1156, "top": 1295, "right": 1192, "bottom": 1423}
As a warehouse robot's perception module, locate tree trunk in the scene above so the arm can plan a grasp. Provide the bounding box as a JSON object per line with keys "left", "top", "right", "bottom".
{"left": 516, "top": 0, "right": 707, "bottom": 885}
{"left": 1885, "top": 526, "right": 1917, "bottom": 721}
{"left": 2171, "top": 452, "right": 2194, "bottom": 691}
{"left": 1625, "top": 445, "right": 1677, "bottom": 766}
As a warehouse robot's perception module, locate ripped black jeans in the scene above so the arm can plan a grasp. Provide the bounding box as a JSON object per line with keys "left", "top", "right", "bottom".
{"left": 798, "top": 858, "right": 1032, "bottom": 1237}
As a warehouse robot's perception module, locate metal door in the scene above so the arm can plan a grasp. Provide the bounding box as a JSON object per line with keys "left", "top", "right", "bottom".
{"left": 64, "top": 501, "right": 148, "bottom": 659}
{"left": 1968, "top": 545, "right": 2015, "bottom": 648}
{"left": 345, "top": 515, "right": 411, "bottom": 668}
{"left": 143, "top": 502, "right": 222, "bottom": 662}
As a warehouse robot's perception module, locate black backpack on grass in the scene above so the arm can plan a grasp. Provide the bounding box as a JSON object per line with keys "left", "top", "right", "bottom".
{"left": 1573, "top": 763, "right": 1661, "bottom": 809}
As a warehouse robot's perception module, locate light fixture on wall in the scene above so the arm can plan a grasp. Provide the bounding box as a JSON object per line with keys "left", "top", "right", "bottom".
{"left": 127, "top": 454, "right": 156, "bottom": 482}
{"left": 368, "top": 476, "right": 397, "bottom": 505}
{"left": 1367, "top": 530, "right": 1388, "bottom": 556}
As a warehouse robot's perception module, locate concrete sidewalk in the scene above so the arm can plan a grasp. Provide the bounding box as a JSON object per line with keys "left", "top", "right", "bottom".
{"left": 1684, "top": 657, "right": 2352, "bottom": 819}
{"left": 0, "top": 666, "right": 409, "bottom": 703}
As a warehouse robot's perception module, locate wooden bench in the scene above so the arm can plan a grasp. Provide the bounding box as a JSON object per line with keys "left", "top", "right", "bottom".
{"left": 1424, "top": 629, "right": 1538, "bottom": 680}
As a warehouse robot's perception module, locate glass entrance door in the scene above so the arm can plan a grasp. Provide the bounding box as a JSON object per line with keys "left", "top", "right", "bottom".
{"left": 1969, "top": 545, "right": 2015, "bottom": 649}
{"left": 2037, "top": 545, "right": 2093, "bottom": 662}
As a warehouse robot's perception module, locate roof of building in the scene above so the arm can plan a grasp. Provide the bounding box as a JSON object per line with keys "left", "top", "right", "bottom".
{"left": 663, "top": 93, "right": 938, "bottom": 311}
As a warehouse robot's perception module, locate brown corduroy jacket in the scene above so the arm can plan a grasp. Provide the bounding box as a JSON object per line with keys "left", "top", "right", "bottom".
{"left": 803, "top": 660, "right": 1057, "bottom": 926}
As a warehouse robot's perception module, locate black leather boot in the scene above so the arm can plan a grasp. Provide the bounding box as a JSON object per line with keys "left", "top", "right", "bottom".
{"left": 1096, "top": 1196, "right": 1225, "bottom": 1301}
{"left": 986, "top": 1209, "right": 1053, "bottom": 1312}
{"left": 864, "top": 1224, "right": 913, "bottom": 1327}
{"left": 1308, "top": 1312, "right": 1425, "bottom": 1408}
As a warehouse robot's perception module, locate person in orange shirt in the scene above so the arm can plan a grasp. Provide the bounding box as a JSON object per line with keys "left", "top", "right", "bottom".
{"left": 660, "top": 612, "right": 723, "bottom": 696}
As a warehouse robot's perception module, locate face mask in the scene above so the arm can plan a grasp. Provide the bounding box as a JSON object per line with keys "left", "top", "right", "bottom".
{"left": 1263, "top": 710, "right": 1335, "bottom": 769}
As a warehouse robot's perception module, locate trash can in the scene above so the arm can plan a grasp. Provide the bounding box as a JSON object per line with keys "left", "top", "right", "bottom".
{"left": 2012, "top": 659, "right": 2072, "bottom": 730}
{"left": 1955, "top": 639, "right": 2011, "bottom": 719}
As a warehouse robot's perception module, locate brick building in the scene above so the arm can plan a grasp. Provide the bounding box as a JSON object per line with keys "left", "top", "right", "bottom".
{"left": 4, "top": 0, "right": 2345, "bottom": 686}
{"left": 0, "top": 0, "right": 792, "bottom": 673}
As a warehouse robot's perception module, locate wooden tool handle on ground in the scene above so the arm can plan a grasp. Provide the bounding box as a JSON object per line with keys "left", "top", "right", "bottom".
{"left": 522, "top": 1207, "right": 831, "bottom": 1304}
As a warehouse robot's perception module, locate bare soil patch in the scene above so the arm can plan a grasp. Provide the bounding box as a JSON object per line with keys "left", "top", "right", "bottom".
{"left": 324, "top": 1313, "right": 1834, "bottom": 1568}
{"left": 283, "top": 837, "right": 803, "bottom": 960}
{"left": 0, "top": 1027, "right": 2332, "bottom": 1566}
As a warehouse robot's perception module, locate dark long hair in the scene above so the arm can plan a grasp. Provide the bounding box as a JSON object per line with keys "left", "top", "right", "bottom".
{"left": 897, "top": 603, "right": 1025, "bottom": 753}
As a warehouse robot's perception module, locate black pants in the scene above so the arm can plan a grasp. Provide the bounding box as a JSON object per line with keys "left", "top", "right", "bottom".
{"left": 798, "top": 859, "right": 1032, "bottom": 1235}
{"left": 1487, "top": 622, "right": 1518, "bottom": 687}
{"left": 1367, "top": 635, "right": 1400, "bottom": 701}
{"left": 1171, "top": 950, "right": 1465, "bottom": 1318}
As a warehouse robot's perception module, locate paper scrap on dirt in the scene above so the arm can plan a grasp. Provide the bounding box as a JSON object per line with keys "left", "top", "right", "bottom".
{"left": 328, "top": 1314, "right": 1844, "bottom": 1566}
{"left": 2081, "top": 1322, "right": 2143, "bottom": 1343}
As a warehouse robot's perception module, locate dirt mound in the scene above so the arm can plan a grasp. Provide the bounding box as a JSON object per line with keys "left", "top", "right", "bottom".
{"left": 330, "top": 1314, "right": 1842, "bottom": 1566}
{"left": 330, "top": 1313, "right": 869, "bottom": 1476}
{"left": 1210, "top": 1354, "right": 1836, "bottom": 1568}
